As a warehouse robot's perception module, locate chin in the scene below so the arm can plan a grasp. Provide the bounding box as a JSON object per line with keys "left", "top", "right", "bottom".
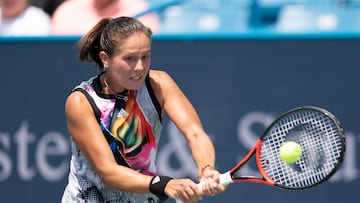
{"left": 128, "top": 83, "right": 143, "bottom": 91}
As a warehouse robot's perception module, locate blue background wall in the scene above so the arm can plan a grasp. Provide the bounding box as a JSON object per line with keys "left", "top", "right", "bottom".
{"left": 0, "top": 35, "right": 359, "bottom": 202}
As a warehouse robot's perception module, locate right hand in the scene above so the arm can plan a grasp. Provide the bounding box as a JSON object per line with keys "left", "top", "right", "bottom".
{"left": 164, "top": 178, "right": 203, "bottom": 203}
{"left": 198, "top": 166, "right": 227, "bottom": 197}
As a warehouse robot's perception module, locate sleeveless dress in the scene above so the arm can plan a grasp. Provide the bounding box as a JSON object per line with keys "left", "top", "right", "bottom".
{"left": 61, "top": 72, "right": 164, "bottom": 203}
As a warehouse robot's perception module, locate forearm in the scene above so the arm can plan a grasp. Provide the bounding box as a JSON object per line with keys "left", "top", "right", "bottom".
{"left": 99, "top": 164, "right": 153, "bottom": 193}
{"left": 187, "top": 132, "right": 216, "bottom": 175}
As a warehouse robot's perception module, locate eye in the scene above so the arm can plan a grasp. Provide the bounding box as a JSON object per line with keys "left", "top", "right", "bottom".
{"left": 142, "top": 54, "right": 150, "bottom": 60}
{"left": 125, "top": 56, "right": 134, "bottom": 62}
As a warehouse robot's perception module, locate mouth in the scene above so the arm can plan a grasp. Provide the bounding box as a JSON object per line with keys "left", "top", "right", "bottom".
{"left": 130, "top": 75, "right": 142, "bottom": 81}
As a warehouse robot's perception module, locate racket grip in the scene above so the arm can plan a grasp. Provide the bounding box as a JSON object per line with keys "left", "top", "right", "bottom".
{"left": 218, "top": 171, "right": 233, "bottom": 185}
{"left": 175, "top": 198, "right": 183, "bottom": 203}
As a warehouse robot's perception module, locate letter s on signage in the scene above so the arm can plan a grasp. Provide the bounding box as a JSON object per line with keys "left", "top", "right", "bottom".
{"left": 0, "top": 133, "right": 12, "bottom": 181}
{"left": 237, "top": 111, "right": 275, "bottom": 148}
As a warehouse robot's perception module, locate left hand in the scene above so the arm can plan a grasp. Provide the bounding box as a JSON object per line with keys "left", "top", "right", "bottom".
{"left": 198, "top": 166, "right": 227, "bottom": 196}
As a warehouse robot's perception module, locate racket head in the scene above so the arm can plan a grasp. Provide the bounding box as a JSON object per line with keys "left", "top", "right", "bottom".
{"left": 257, "top": 106, "right": 345, "bottom": 189}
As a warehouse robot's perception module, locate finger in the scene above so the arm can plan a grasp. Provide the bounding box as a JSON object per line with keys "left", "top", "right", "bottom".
{"left": 177, "top": 183, "right": 202, "bottom": 202}
{"left": 201, "top": 178, "right": 221, "bottom": 196}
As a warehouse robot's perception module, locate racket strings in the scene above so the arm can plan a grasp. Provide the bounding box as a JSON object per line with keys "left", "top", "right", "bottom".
{"left": 259, "top": 109, "right": 344, "bottom": 189}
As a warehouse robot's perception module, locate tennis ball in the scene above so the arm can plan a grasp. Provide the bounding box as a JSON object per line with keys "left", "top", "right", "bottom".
{"left": 279, "top": 141, "right": 302, "bottom": 163}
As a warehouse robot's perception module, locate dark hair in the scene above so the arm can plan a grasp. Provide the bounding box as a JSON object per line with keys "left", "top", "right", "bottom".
{"left": 77, "top": 16, "right": 153, "bottom": 68}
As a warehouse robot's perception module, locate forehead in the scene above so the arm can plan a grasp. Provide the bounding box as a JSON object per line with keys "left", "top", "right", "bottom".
{"left": 115, "top": 32, "right": 151, "bottom": 54}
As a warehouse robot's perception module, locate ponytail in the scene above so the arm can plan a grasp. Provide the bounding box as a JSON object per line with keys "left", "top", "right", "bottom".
{"left": 77, "top": 18, "right": 111, "bottom": 68}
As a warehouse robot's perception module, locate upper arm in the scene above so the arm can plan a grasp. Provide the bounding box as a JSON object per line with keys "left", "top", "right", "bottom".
{"left": 65, "top": 91, "right": 117, "bottom": 175}
{"left": 149, "top": 70, "right": 216, "bottom": 171}
{"left": 149, "top": 70, "right": 204, "bottom": 142}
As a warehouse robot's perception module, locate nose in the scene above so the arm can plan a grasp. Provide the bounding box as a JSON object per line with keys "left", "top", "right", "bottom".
{"left": 134, "top": 59, "right": 144, "bottom": 71}
{"left": 134, "top": 57, "right": 150, "bottom": 72}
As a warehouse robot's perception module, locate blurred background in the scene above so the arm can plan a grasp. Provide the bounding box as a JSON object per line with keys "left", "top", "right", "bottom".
{"left": 149, "top": 0, "right": 360, "bottom": 35}
{"left": 1, "top": 0, "right": 359, "bottom": 202}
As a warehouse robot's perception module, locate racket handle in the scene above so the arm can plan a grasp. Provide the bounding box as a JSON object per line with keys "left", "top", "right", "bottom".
{"left": 218, "top": 171, "right": 233, "bottom": 185}
{"left": 175, "top": 172, "right": 233, "bottom": 203}
{"left": 175, "top": 198, "right": 183, "bottom": 203}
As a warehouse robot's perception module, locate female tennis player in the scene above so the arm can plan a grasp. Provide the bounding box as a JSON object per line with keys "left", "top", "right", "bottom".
{"left": 61, "top": 16, "right": 226, "bottom": 203}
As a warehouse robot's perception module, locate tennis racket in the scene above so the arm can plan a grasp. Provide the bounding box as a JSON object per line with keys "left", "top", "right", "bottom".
{"left": 176, "top": 106, "right": 345, "bottom": 202}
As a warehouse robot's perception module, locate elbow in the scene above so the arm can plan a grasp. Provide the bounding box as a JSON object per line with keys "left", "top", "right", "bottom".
{"left": 187, "top": 131, "right": 210, "bottom": 144}
{"left": 96, "top": 165, "right": 150, "bottom": 193}
{"left": 96, "top": 165, "right": 122, "bottom": 189}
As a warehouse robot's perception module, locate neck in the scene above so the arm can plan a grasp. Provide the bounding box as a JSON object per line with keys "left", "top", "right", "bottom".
{"left": 102, "top": 76, "right": 125, "bottom": 94}
{"left": 102, "top": 77, "right": 129, "bottom": 101}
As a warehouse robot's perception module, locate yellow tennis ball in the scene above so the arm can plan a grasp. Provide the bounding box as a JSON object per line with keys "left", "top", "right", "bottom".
{"left": 279, "top": 141, "right": 302, "bottom": 163}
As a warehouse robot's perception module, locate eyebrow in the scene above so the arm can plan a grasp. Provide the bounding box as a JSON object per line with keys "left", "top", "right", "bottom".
{"left": 124, "top": 49, "right": 151, "bottom": 54}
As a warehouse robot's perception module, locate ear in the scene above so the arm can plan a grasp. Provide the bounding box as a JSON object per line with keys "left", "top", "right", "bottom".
{"left": 99, "top": 51, "right": 109, "bottom": 68}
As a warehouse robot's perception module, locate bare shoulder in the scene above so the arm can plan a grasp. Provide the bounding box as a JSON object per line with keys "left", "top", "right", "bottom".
{"left": 149, "top": 69, "right": 171, "bottom": 81}
{"left": 66, "top": 90, "right": 87, "bottom": 106}
{"left": 65, "top": 90, "right": 93, "bottom": 116}
{"left": 149, "top": 69, "right": 176, "bottom": 87}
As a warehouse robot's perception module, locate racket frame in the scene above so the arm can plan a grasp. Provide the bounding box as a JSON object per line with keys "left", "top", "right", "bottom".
{"left": 176, "top": 106, "right": 345, "bottom": 203}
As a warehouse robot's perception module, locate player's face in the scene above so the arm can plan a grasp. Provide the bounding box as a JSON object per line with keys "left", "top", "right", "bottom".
{"left": 104, "top": 32, "right": 151, "bottom": 92}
